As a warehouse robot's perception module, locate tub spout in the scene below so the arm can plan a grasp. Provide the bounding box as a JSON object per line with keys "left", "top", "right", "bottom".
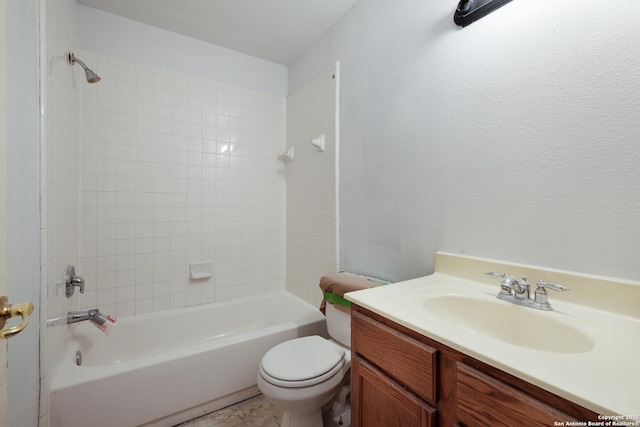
{"left": 67, "top": 309, "right": 108, "bottom": 326}
{"left": 67, "top": 308, "right": 117, "bottom": 334}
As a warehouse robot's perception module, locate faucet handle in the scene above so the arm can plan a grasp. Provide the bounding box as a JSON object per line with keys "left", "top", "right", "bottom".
{"left": 65, "top": 265, "right": 86, "bottom": 298}
{"left": 534, "top": 280, "right": 569, "bottom": 308}
{"left": 535, "top": 280, "right": 570, "bottom": 292}
{"left": 485, "top": 272, "right": 518, "bottom": 296}
{"left": 72, "top": 276, "right": 85, "bottom": 293}
{"left": 485, "top": 271, "right": 507, "bottom": 279}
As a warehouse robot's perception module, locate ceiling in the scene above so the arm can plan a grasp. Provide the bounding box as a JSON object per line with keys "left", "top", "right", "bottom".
{"left": 76, "top": 0, "right": 360, "bottom": 65}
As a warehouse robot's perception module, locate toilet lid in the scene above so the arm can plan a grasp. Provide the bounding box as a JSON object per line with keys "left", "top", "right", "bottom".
{"left": 261, "top": 336, "right": 345, "bottom": 383}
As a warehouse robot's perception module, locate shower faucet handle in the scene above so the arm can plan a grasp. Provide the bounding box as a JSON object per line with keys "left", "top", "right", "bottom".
{"left": 65, "top": 265, "right": 85, "bottom": 298}
{"left": 72, "top": 276, "right": 85, "bottom": 293}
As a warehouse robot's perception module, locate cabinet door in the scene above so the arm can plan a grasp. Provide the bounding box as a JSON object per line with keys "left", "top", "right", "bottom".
{"left": 352, "top": 356, "right": 436, "bottom": 427}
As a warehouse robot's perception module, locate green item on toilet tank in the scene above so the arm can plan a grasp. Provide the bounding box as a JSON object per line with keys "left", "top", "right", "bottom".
{"left": 323, "top": 291, "right": 352, "bottom": 308}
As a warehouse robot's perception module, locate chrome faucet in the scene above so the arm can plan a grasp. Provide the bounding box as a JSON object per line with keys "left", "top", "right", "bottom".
{"left": 65, "top": 265, "right": 85, "bottom": 298}
{"left": 496, "top": 273, "right": 529, "bottom": 299}
{"left": 485, "top": 272, "right": 569, "bottom": 311}
{"left": 67, "top": 308, "right": 109, "bottom": 327}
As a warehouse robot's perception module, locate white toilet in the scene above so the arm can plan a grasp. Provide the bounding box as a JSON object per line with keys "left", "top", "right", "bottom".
{"left": 257, "top": 302, "right": 351, "bottom": 427}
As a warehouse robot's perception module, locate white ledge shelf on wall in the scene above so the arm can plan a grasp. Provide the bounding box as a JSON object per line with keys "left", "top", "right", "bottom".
{"left": 189, "top": 261, "right": 214, "bottom": 280}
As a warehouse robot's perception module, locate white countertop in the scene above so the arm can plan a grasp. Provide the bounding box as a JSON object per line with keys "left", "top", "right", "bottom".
{"left": 344, "top": 252, "right": 640, "bottom": 417}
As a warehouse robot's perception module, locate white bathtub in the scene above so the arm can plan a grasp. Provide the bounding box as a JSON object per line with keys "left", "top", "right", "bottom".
{"left": 50, "top": 291, "right": 327, "bottom": 427}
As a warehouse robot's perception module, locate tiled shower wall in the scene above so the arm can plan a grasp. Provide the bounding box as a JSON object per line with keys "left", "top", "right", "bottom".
{"left": 78, "top": 51, "right": 287, "bottom": 317}
{"left": 285, "top": 66, "right": 339, "bottom": 306}
{"left": 39, "top": 0, "right": 81, "bottom": 424}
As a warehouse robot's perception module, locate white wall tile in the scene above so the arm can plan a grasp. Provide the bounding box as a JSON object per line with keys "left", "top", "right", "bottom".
{"left": 39, "top": 0, "right": 82, "bottom": 421}
{"left": 80, "top": 51, "right": 286, "bottom": 315}
{"left": 285, "top": 67, "right": 339, "bottom": 306}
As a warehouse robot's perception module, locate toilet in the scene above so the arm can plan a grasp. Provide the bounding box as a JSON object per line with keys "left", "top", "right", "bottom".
{"left": 257, "top": 302, "right": 352, "bottom": 427}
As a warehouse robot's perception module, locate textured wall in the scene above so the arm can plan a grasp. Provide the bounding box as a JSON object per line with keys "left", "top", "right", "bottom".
{"left": 76, "top": 5, "right": 287, "bottom": 97}
{"left": 289, "top": 0, "right": 640, "bottom": 282}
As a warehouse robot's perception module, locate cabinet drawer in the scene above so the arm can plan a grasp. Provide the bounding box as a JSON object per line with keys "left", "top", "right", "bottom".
{"left": 352, "top": 310, "right": 438, "bottom": 405}
{"left": 456, "top": 363, "right": 578, "bottom": 427}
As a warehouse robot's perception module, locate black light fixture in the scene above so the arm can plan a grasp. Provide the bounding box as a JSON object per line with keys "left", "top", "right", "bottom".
{"left": 454, "top": 0, "right": 514, "bottom": 27}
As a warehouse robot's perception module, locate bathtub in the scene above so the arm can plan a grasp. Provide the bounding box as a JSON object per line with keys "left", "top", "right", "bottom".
{"left": 49, "top": 291, "right": 327, "bottom": 427}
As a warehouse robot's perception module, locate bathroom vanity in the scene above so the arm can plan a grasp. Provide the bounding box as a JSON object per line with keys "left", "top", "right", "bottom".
{"left": 345, "top": 252, "right": 640, "bottom": 427}
{"left": 350, "top": 304, "right": 598, "bottom": 426}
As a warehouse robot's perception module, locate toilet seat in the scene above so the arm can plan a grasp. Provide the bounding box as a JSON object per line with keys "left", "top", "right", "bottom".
{"left": 260, "top": 336, "right": 346, "bottom": 388}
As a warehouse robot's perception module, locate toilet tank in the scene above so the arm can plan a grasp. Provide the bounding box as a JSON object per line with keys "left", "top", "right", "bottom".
{"left": 325, "top": 303, "right": 351, "bottom": 348}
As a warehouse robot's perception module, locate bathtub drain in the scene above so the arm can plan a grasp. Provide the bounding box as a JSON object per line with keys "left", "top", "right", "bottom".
{"left": 75, "top": 350, "right": 83, "bottom": 366}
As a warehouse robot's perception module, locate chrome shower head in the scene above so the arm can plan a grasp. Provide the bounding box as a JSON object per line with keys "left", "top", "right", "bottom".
{"left": 68, "top": 52, "right": 101, "bottom": 84}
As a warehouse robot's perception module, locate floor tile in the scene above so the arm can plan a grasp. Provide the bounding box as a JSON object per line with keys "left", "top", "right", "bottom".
{"left": 175, "top": 395, "right": 282, "bottom": 427}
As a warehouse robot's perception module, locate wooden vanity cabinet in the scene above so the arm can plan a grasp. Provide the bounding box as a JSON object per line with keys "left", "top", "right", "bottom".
{"left": 352, "top": 357, "right": 436, "bottom": 427}
{"left": 455, "top": 363, "right": 581, "bottom": 427}
{"left": 351, "top": 309, "right": 437, "bottom": 426}
{"left": 351, "top": 304, "right": 600, "bottom": 427}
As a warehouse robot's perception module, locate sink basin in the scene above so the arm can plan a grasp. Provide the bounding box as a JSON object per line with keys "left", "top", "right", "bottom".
{"left": 422, "top": 295, "right": 594, "bottom": 353}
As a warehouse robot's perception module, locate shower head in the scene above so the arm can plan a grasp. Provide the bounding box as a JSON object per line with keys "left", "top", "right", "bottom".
{"left": 68, "top": 52, "right": 101, "bottom": 83}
